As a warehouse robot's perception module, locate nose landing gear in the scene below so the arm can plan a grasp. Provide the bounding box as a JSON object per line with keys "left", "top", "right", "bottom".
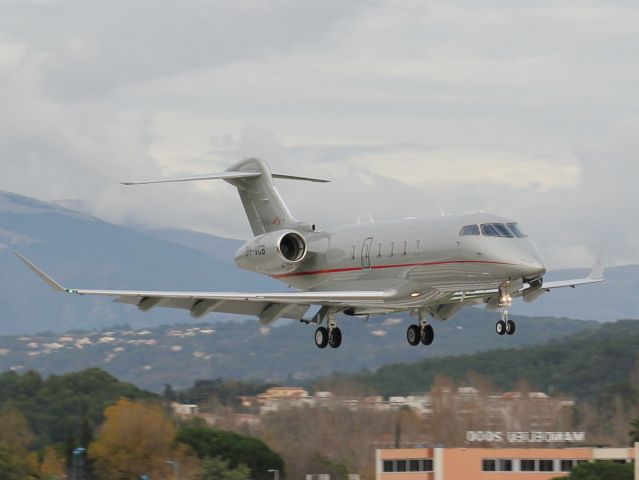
{"left": 496, "top": 286, "right": 516, "bottom": 336}
{"left": 406, "top": 308, "right": 435, "bottom": 346}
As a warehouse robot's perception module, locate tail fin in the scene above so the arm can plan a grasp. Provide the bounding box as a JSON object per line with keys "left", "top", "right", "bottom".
{"left": 122, "top": 158, "right": 328, "bottom": 235}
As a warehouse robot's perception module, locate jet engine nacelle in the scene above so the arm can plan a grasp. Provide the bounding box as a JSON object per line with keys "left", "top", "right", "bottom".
{"left": 234, "top": 229, "right": 308, "bottom": 275}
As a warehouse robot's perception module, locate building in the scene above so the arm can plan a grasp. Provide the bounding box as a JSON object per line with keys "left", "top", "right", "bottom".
{"left": 376, "top": 445, "right": 639, "bottom": 480}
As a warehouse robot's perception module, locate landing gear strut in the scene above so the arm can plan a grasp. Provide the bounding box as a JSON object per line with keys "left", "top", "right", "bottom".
{"left": 314, "top": 308, "right": 342, "bottom": 349}
{"left": 496, "top": 286, "right": 516, "bottom": 336}
{"left": 406, "top": 308, "right": 434, "bottom": 346}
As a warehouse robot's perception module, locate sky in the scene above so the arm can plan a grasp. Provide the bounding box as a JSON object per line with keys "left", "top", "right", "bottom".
{"left": 0, "top": 0, "right": 638, "bottom": 269}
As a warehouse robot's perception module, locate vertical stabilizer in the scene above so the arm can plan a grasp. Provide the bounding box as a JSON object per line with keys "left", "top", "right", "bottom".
{"left": 224, "top": 158, "right": 311, "bottom": 235}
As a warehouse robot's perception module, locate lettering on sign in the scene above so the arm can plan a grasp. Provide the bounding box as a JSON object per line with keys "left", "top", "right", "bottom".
{"left": 466, "top": 431, "right": 586, "bottom": 443}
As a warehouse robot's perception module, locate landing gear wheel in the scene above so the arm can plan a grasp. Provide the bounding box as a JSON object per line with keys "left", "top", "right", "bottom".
{"left": 506, "top": 319, "right": 516, "bottom": 335}
{"left": 315, "top": 327, "right": 329, "bottom": 348}
{"left": 421, "top": 324, "right": 434, "bottom": 345}
{"left": 328, "top": 327, "right": 342, "bottom": 348}
{"left": 407, "top": 325, "right": 421, "bottom": 346}
{"left": 496, "top": 320, "right": 506, "bottom": 336}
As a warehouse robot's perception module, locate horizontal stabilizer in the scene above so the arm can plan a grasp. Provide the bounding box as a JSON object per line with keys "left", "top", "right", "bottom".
{"left": 122, "top": 171, "right": 329, "bottom": 186}
{"left": 272, "top": 173, "right": 329, "bottom": 183}
{"left": 121, "top": 171, "right": 261, "bottom": 185}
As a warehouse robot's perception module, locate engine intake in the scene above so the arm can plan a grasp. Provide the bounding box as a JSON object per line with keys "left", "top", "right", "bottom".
{"left": 278, "top": 232, "right": 306, "bottom": 262}
{"left": 234, "top": 229, "right": 308, "bottom": 275}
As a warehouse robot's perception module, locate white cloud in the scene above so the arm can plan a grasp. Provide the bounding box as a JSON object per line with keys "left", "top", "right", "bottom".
{"left": 0, "top": 0, "right": 637, "bottom": 268}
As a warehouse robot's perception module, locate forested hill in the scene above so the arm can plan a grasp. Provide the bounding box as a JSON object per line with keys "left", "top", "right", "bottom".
{"left": 0, "top": 310, "right": 596, "bottom": 391}
{"left": 316, "top": 319, "right": 639, "bottom": 402}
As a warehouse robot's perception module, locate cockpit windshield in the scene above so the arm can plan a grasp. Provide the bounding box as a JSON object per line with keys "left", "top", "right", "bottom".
{"left": 506, "top": 222, "right": 527, "bottom": 238}
{"left": 481, "top": 223, "right": 514, "bottom": 238}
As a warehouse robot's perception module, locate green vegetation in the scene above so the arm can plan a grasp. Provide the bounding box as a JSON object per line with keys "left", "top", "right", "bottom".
{"left": 316, "top": 320, "right": 639, "bottom": 400}
{"left": 196, "top": 456, "right": 251, "bottom": 480}
{"left": 0, "top": 368, "right": 156, "bottom": 447}
{"left": 552, "top": 461, "right": 634, "bottom": 480}
{"left": 177, "top": 426, "right": 284, "bottom": 480}
{"left": 173, "top": 378, "right": 279, "bottom": 408}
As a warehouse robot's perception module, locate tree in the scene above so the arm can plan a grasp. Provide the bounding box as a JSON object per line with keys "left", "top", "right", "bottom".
{"left": 196, "top": 456, "right": 251, "bottom": 480}
{"left": 177, "top": 426, "right": 283, "bottom": 480}
{"left": 629, "top": 416, "right": 639, "bottom": 444}
{"left": 0, "top": 405, "right": 34, "bottom": 449}
{"left": 38, "top": 447, "right": 66, "bottom": 479}
{"left": 552, "top": 460, "right": 633, "bottom": 480}
{"left": 88, "top": 398, "right": 187, "bottom": 480}
{"left": 0, "top": 444, "right": 38, "bottom": 480}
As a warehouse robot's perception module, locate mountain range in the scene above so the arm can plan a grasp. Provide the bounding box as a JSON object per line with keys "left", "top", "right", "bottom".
{"left": 0, "top": 190, "right": 637, "bottom": 336}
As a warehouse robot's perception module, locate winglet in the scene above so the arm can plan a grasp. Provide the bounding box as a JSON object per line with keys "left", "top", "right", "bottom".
{"left": 588, "top": 246, "right": 606, "bottom": 280}
{"left": 14, "top": 252, "right": 69, "bottom": 293}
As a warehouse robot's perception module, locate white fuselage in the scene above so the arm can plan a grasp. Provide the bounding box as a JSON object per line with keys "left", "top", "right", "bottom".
{"left": 236, "top": 211, "right": 546, "bottom": 312}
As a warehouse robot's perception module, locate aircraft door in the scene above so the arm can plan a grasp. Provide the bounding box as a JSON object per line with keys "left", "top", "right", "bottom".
{"left": 361, "top": 237, "right": 374, "bottom": 269}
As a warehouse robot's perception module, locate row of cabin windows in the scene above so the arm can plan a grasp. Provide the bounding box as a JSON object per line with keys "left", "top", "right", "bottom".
{"left": 481, "top": 458, "right": 589, "bottom": 472}
{"left": 350, "top": 240, "right": 422, "bottom": 260}
{"left": 382, "top": 459, "right": 433, "bottom": 473}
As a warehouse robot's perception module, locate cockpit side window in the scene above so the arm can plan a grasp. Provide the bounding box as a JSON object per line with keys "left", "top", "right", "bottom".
{"left": 481, "top": 223, "right": 514, "bottom": 238}
{"left": 460, "top": 225, "right": 480, "bottom": 236}
{"left": 506, "top": 222, "right": 528, "bottom": 238}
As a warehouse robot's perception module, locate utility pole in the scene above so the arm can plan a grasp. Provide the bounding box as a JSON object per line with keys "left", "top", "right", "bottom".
{"left": 268, "top": 469, "right": 280, "bottom": 480}
{"left": 166, "top": 460, "right": 180, "bottom": 480}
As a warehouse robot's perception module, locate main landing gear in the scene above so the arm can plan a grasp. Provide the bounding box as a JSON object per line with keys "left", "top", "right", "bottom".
{"left": 496, "top": 286, "right": 516, "bottom": 336}
{"left": 407, "top": 308, "right": 434, "bottom": 346}
{"left": 313, "top": 308, "right": 342, "bottom": 349}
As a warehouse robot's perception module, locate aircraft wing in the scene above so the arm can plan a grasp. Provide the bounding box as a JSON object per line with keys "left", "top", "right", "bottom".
{"left": 15, "top": 253, "right": 386, "bottom": 324}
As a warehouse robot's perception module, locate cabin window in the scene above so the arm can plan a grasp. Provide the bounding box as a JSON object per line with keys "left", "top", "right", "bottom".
{"left": 416, "top": 239, "right": 421, "bottom": 254}
{"left": 460, "top": 225, "right": 480, "bottom": 236}
{"left": 377, "top": 242, "right": 383, "bottom": 257}
{"left": 402, "top": 240, "right": 408, "bottom": 255}
{"left": 350, "top": 245, "right": 355, "bottom": 260}
{"left": 390, "top": 241, "right": 395, "bottom": 257}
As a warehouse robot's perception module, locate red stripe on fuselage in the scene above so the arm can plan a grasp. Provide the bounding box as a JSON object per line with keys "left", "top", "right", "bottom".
{"left": 271, "top": 260, "right": 516, "bottom": 279}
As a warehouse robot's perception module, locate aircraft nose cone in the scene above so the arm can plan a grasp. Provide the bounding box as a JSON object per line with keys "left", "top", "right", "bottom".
{"left": 520, "top": 255, "right": 546, "bottom": 279}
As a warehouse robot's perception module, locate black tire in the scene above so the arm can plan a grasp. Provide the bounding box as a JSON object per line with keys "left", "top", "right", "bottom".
{"left": 407, "top": 325, "right": 420, "bottom": 346}
{"left": 506, "top": 319, "right": 516, "bottom": 335}
{"left": 496, "top": 320, "right": 506, "bottom": 336}
{"left": 421, "top": 324, "right": 434, "bottom": 345}
{"left": 329, "top": 327, "right": 342, "bottom": 348}
{"left": 315, "top": 326, "right": 329, "bottom": 348}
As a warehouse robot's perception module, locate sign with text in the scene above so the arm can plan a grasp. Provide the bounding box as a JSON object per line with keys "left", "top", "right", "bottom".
{"left": 466, "top": 431, "right": 586, "bottom": 443}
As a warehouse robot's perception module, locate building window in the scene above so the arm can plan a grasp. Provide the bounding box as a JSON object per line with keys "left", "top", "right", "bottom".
{"left": 482, "top": 459, "right": 496, "bottom": 472}
{"left": 498, "top": 459, "right": 513, "bottom": 472}
{"left": 383, "top": 461, "right": 393, "bottom": 473}
{"left": 396, "top": 460, "right": 406, "bottom": 472}
{"left": 539, "top": 460, "right": 554, "bottom": 472}
{"left": 409, "top": 460, "right": 420, "bottom": 472}
{"left": 521, "top": 460, "right": 536, "bottom": 471}
{"left": 422, "top": 460, "right": 433, "bottom": 472}
{"left": 560, "top": 460, "right": 575, "bottom": 471}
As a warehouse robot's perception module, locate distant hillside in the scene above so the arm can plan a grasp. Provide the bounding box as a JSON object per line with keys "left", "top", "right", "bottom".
{"left": 0, "top": 309, "right": 596, "bottom": 391}
{"left": 319, "top": 319, "right": 639, "bottom": 401}
{"left": 0, "top": 190, "right": 279, "bottom": 334}
{"left": 1, "top": 190, "right": 637, "bottom": 336}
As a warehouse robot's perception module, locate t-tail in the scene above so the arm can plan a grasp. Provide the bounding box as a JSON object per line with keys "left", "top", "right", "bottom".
{"left": 122, "top": 158, "right": 328, "bottom": 235}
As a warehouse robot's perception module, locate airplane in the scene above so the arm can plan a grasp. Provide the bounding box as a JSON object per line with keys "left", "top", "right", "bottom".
{"left": 16, "top": 158, "right": 604, "bottom": 349}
